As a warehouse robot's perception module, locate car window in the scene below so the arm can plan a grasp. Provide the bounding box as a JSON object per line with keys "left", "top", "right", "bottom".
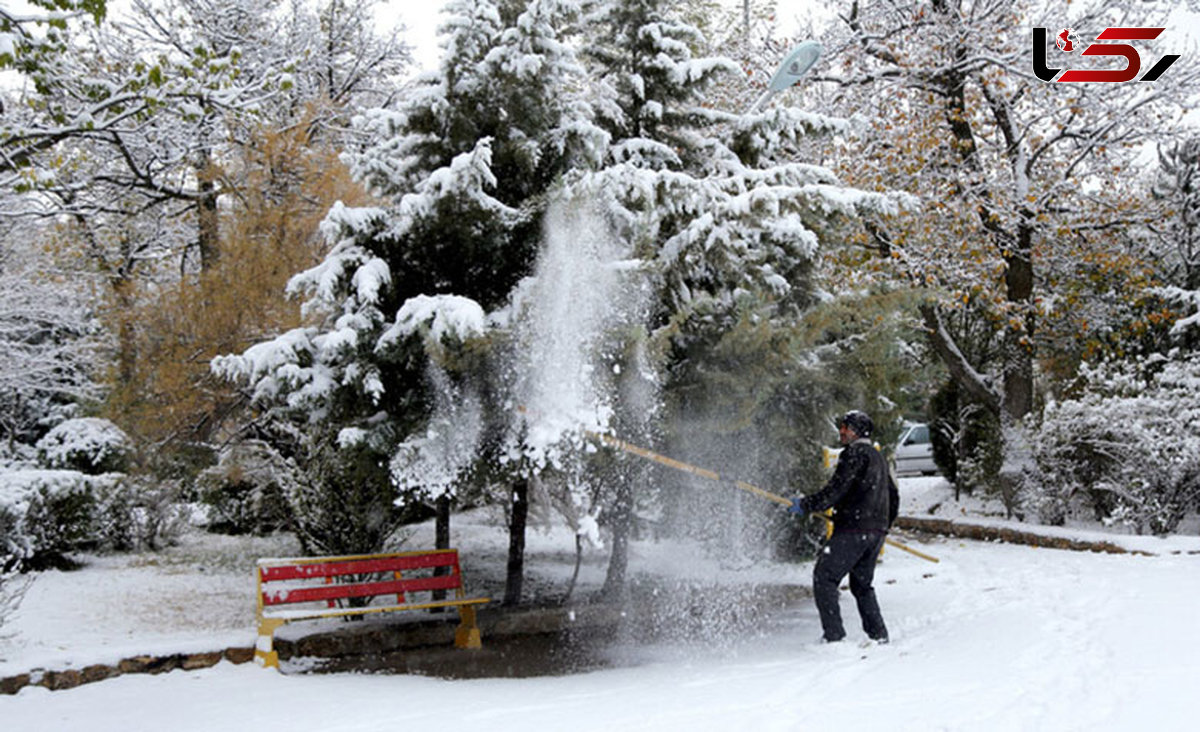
{"left": 906, "top": 425, "right": 930, "bottom": 444}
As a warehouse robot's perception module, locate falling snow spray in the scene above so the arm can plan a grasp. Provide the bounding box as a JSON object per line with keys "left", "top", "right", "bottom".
{"left": 503, "top": 196, "right": 804, "bottom": 653}
{"left": 506, "top": 196, "right": 656, "bottom": 552}
{"left": 513, "top": 200, "right": 628, "bottom": 462}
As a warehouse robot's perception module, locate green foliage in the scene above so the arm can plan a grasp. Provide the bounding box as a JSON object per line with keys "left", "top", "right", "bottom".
{"left": 287, "top": 438, "right": 420, "bottom": 556}
{"left": 1, "top": 471, "right": 188, "bottom": 571}
{"left": 653, "top": 286, "right": 932, "bottom": 559}
{"left": 91, "top": 477, "right": 187, "bottom": 552}
{"left": 196, "top": 444, "right": 294, "bottom": 536}
{"left": 218, "top": 0, "right": 607, "bottom": 539}
{"left": 794, "top": 289, "right": 940, "bottom": 439}
{"left": 928, "top": 381, "right": 959, "bottom": 484}
{"left": 928, "top": 380, "right": 1002, "bottom": 499}
{"left": 1, "top": 504, "right": 24, "bottom": 572}
{"left": 0, "top": 0, "right": 106, "bottom": 89}
{"left": 11, "top": 476, "right": 96, "bottom": 571}
{"left": 1153, "top": 137, "right": 1200, "bottom": 291}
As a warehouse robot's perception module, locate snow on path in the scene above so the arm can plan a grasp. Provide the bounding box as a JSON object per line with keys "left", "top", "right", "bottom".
{"left": 0, "top": 532, "right": 296, "bottom": 678}
{"left": 5, "top": 537, "right": 1198, "bottom": 731}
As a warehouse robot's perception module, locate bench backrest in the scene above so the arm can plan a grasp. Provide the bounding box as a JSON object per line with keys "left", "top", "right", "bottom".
{"left": 257, "top": 549, "right": 467, "bottom": 611}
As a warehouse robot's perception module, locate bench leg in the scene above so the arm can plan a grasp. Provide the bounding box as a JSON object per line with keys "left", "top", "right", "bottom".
{"left": 255, "top": 617, "right": 288, "bottom": 669}
{"left": 454, "top": 605, "right": 482, "bottom": 650}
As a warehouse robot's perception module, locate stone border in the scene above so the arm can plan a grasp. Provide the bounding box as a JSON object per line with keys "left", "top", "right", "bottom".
{"left": 0, "top": 646, "right": 254, "bottom": 695}
{"left": 895, "top": 516, "right": 1159, "bottom": 555}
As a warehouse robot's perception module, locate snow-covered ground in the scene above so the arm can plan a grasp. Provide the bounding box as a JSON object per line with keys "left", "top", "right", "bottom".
{"left": 3, "top": 478, "right": 1200, "bottom": 731}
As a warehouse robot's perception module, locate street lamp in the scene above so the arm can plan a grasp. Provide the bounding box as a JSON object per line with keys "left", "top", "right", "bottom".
{"left": 747, "top": 40, "right": 823, "bottom": 114}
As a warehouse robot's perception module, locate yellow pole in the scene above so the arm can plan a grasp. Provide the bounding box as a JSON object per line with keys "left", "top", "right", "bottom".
{"left": 587, "top": 430, "right": 939, "bottom": 564}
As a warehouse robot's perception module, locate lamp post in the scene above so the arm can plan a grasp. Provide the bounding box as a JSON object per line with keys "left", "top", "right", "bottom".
{"left": 747, "top": 40, "right": 823, "bottom": 114}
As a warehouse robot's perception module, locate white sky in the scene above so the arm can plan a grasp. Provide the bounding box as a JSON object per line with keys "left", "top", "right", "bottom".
{"left": 4, "top": 2, "right": 1198, "bottom": 92}
{"left": 386, "top": 0, "right": 812, "bottom": 72}
{"left": 389, "top": 1, "right": 1200, "bottom": 76}
{"left": 383, "top": 1, "right": 443, "bottom": 72}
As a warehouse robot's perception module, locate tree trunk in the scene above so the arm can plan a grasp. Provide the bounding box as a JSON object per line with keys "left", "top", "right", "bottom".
{"left": 503, "top": 476, "right": 529, "bottom": 606}
{"left": 936, "top": 60, "right": 1037, "bottom": 425}
{"left": 432, "top": 495, "right": 451, "bottom": 607}
{"left": 602, "top": 471, "right": 633, "bottom": 597}
{"left": 111, "top": 274, "right": 137, "bottom": 392}
{"left": 435, "top": 495, "right": 451, "bottom": 550}
{"left": 562, "top": 534, "right": 583, "bottom": 604}
{"left": 919, "top": 303, "right": 1002, "bottom": 414}
{"left": 196, "top": 149, "right": 220, "bottom": 271}
{"left": 1002, "top": 224, "right": 1036, "bottom": 420}
{"left": 104, "top": 230, "right": 139, "bottom": 396}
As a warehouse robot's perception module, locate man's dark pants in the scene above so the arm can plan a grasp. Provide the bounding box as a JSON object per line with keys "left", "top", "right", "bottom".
{"left": 813, "top": 530, "right": 889, "bottom": 642}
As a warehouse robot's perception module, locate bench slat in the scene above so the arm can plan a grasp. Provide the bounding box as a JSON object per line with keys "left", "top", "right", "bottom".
{"left": 259, "top": 552, "right": 459, "bottom": 582}
{"left": 262, "top": 596, "right": 491, "bottom": 621}
{"left": 262, "top": 573, "right": 463, "bottom": 606}
{"left": 254, "top": 548, "right": 489, "bottom": 668}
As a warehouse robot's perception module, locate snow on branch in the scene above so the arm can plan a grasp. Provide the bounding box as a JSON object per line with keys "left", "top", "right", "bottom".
{"left": 377, "top": 294, "right": 487, "bottom": 355}
{"left": 610, "top": 138, "right": 681, "bottom": 168}
{"left": 211, "top": 326, "right": 322, "bottom": 406}
{"left": 920, "top": 303, "right": 1001, "bottom": 413}
{"left": 286, "top": 204, "right": 390, "bottom": 312}
{"left": 672, "top": 55, "right": 740, "bottom": 85}
{"left": 1153, "top": 286, "right": 1200, "bottom": 337}
{"left": 387, "top": 137, "right": 519, "bottom": 240}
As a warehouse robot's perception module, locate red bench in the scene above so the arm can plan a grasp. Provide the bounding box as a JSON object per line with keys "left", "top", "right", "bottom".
{"left": 254, "top": 548, "right": 490, "bottom": 668}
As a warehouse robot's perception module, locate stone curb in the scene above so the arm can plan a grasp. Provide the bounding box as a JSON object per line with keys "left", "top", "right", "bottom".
{"left": 895, "top": 516, "right": 1159, "bottom": 555}
{"left": 0, "top": 646, "right": 255, "bottom": 695}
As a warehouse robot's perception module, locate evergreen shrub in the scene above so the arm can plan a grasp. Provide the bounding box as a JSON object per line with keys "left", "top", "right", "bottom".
{"left": 197, "top": 442, "right": 294, "bottom": 535}
{"left": 0, "top": 470, "right": 102, "bottom": 570}
{"left": 92, "top": 478, "right": 188, "bottom": 552}
{"left": 1024, "top": 355, "right": 1200, "bottom": 534}
{"left": 0, "top": 470, "right": 187, "bottom": 570}
{"left": 35, "top": 418, "right": 132, "bottom": 475}
{"left": 928, "top": 381, "right": 1003, "bottom": 498}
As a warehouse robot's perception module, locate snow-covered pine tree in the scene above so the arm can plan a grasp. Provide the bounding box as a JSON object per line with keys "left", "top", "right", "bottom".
{"left": 570, "top": 0, "right": 905, "bottom": 577}
{"left": 214, "top": 0, "right": 604, "bottom": 559}
{"left": 581, "top": 0, "right": 902, "bottom": 364}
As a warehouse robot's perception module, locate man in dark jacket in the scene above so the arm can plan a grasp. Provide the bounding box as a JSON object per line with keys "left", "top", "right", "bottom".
{"left": 789, "top": 410, "right": 899, "bottom": 643}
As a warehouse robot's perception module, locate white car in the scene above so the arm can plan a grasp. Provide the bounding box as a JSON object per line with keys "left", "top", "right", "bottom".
{"left": 894, "top": 423, "right": 938, "bottom": 476}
